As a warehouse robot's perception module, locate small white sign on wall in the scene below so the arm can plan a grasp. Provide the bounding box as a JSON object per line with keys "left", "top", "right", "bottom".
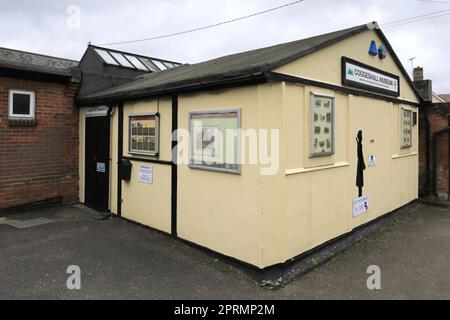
{"left": 96, "top": 162, "right": 106, "bottom": 173}
{"left": 86, "top": 106, "right": 108, "bottom": 117}
{"left": 353, "top": 195, "right": 369, "bottom": 217}
{"left": 138, "top": 165, "right": 153, "bottom": 184}
{"left": 368, "top": 155, "right": 376, "bottom": 167}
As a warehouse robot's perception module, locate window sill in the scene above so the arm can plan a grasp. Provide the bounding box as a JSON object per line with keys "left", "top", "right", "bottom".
{"left": 189, "top": 164, "right": 241, "bottom": 175}
{"left": 392, "top": 152, "right": 417, "bottom": 159}
{"left": 309, "top": 152, "right": 335, "bottom": 158}
{"left": 8, "top": 118, "right": 38, "bottom": 127}
{"left": 286, "top": 161, "right": 350, "bottom": 175}
{"left": 128, "top": 152, "right": 159, "bottom": 158}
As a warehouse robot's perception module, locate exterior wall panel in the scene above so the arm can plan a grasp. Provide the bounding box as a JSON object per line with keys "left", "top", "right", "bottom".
{"left": 121, "top": 98, "right": 173, "bottom": 233}
{"left": 281, "top": 85, "right": 418, "bottom": 265}
{"left": 178, "top": 86, "right": 262, "bottom": 267}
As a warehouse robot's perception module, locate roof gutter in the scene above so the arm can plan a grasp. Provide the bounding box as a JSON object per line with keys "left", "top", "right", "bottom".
{"left": 76, "top": 72, "right": 269, "bottom": 106}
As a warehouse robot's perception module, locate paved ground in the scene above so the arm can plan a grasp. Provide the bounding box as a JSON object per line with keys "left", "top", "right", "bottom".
{"left": 0, "top": 202, "right": 449, "bottom": 300}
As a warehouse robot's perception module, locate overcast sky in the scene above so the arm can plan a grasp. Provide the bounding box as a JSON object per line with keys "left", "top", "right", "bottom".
{"left": 1, "top": 0, "right": 449, "bottom": 93}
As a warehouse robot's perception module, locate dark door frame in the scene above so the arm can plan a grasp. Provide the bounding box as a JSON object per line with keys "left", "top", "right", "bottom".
{"left": 84, "top": 112, "right": 111, "bottom": 212}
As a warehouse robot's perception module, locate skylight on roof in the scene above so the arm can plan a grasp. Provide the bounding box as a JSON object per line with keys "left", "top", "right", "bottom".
{"left": 109, "top": 52, "right": 134, "bottom": 68}
{"left": 125, "top": 55, "right": 148, "bottom": 71}
{"left": 92, "top": 46, "right": 181, "bottom": 72}
{"left": 152, "top": 60, "right": 167, "bottom": 70}
{"left": 139, "top": 58, "right": 159, "bottom": 72}
{"left": 95, "top": 49, "right": 119, "bottom": 65}
{"left": 163, "top": 62, "right": 176, "bottom": 69}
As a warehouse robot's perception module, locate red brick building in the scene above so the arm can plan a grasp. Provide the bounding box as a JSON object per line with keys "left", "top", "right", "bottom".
{"left": 0, "top": 48, "right": 80, "bottom": 211}
{"left": 0, "top": 45, "right": 181, "bottom": 212}
{"left": 415, "top": 67, "right": 450, "bottom": 200}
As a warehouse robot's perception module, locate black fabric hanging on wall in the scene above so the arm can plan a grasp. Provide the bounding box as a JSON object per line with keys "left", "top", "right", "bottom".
{"left": 356, "top": 130, "right": 366, "bottom": 197}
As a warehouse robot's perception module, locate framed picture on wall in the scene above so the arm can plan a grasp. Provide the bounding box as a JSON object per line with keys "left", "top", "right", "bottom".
{"left": 193, "top": 126, "right": 220, "bottom": 158}
{"left": 189, "top": 109, "right": 241, "bottom": 174}
{"left": 401, "top": 108, "right": 412, "bottom": 149}
{"left": 310, "top": 92, "right": 335, "bottom": 157}
{"left": 129, "top": 113, "right": 160, "bottom": 156}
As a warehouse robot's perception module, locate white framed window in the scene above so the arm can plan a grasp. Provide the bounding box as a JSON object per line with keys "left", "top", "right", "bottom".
{"left": 401, "top": 108, "right": 413, "bottom": 149}
{"left": 189, "top": 109, "right": 241, "bottom": 174}
{"left": 310, "top": 92, "right": 335, "bottom": 157}
{"left": 9, "top": 90, "right": 35, "bottom": 119}
{"left": 129, "top": 113, "right": 160, "bottom": 156}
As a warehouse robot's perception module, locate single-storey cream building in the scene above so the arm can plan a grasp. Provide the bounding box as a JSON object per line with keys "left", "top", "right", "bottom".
{"left": 77, "top": 22, "right": 422, "bottom": 269}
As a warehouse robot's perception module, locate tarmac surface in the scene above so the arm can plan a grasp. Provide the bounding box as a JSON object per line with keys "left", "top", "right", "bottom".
{"left": 0, "top": 202, "right": 449, "bottom": 299}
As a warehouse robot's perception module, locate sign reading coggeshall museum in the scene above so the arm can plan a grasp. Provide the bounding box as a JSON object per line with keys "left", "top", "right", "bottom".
{"left": 342, "top": 57, "right": 400, "bottom": 97}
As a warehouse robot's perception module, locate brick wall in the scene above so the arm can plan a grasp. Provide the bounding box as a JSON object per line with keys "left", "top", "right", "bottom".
{"left": 419, "top": 103, "right": 450, "bottom": 200}
{"left": 0, "top": 77, "right": 79, "bottom": 210}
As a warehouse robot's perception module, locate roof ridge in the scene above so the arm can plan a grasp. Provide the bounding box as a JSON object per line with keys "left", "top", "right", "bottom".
{"left": 0, "top": 46, "right": 79, "bottom": 63}
{"left": 133, "top": 23, "right": 369, "bottom": 81}
{"left": 185, "top": 23, "right": 370, "bottom": 64}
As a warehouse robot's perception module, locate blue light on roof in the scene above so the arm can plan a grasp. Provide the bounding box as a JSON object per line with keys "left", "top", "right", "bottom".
{"left": 369, "top": 40, "right": 378, "bottom": 56}
{"left": 378, "top": 45, "right": 387, "bottom": 60}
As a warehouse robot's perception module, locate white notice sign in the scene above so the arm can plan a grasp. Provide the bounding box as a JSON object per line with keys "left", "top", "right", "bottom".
{"left": 353, "top": 195, "right": 369, "bottom": 217}
{"left": 86, "top": 106, "right": 108, "bottom": 117}
{"left": 138, "top": 165, "right": 153, "bottom": 184}
{"left": 368, "top": 155, "right": 376, "bottom": 167}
